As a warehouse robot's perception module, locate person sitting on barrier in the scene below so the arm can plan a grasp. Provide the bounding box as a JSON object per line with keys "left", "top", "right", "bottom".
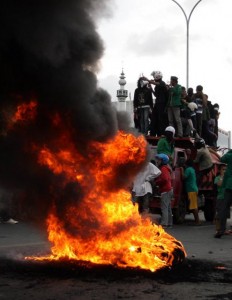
{"left": 155, "top": 153, "right": 173, "bottom": 228}
{"left": 157, "top": 126, "right": 175, "bottom": 165}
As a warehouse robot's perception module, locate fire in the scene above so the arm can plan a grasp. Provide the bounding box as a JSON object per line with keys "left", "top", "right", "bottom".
{"left": 3, "top": 98, "right": 38, "bottom": 132}
{"left": 27, "top": 131, "right": 186, "bottom": 272}
{"left": 12, "top": 100, "right": 37, "bottom": 123}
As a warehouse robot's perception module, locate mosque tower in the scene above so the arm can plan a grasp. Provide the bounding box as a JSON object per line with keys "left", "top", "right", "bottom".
{"left": 116, "top": 69, "right": 128, "bottom": 111}
{"left": 113, "top": 69, "right": 134, "bottom": 127}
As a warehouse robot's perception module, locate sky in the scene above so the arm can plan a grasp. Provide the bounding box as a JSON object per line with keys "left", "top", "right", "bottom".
{"left": 96, "top": 0, "right": 232, "bottom": 135}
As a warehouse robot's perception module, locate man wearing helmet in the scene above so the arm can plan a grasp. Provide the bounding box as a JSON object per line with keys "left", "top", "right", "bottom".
{"left": 146, "top": 71, "right": 169, "bottom": 136}
{"left": 155, "top": 153, "right": 173, "bottom": 228}
{"left": 157, "top": 126, "right": 175, "bottom": 164}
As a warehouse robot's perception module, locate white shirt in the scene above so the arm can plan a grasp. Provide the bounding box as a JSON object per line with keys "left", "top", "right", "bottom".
{"left": 132, "top": 162, "right": 161, "bottom": 196}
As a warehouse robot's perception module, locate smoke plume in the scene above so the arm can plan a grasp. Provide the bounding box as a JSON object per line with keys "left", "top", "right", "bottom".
{"left": 0, "top": 0, "right": 136, "bottom": 223}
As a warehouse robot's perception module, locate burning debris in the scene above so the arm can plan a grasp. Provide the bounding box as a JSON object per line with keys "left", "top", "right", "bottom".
{"left": 0, "top": 0, "right": 186, "bottom": 272}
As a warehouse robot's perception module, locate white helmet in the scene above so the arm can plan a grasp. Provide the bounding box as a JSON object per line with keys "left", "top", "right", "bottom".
{"left": 152, "top": 71, "right": 163, "bottom": 80}
{"left": 151, "top": 70, "right": 156, "bottom": 77}
{"left": 165, "top": 126, "right": 175, "bottom": 136}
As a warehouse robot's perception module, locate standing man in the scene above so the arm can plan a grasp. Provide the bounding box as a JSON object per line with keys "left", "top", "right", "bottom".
{"left": 215, "top": 149, "right": 232, "bottom": 237}
{"left": 192, "top": 85, "right": 207, "bottom": 137}
{"left": 214, "top": 164, "right": 227, "bottom": 238}
{"left": 148, "top": 70, "right": 169, "bottom": 136}
{"left": 167, "top": 76, "right": 183, "bottom": 138}
{"left": 132, "top": 161, "right": 161, "bottom": 215}
{"left": 133, "top": 77, "right": 153, "bottom": 135}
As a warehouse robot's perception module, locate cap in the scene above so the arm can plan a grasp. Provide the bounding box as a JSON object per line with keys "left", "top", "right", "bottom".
{"left": 155, "top": 153, "right": 169, "bottom": 165}
{"left": 170, "top": 76, "right": 178, "bottom": 81}
{"left": 151, "top": 70, "right": 156, "bottom": 77}
{"left": 165, "top": 126, "right": 175, "bottom": 135}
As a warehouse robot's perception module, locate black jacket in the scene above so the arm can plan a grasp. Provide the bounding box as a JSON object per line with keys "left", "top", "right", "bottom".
{"left": 133, "top": 86, "right": 153, "bottom": 109}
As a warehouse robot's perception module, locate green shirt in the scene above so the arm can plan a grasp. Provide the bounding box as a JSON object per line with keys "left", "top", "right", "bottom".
{"left": 168, "top": 84, "right": 182, "bottom": 107}
{"left": 221, "top": 150, "right": 232, "bottom": 190}
{"left": 184, "top": 166, "right": 198, "bottom": 193}
{"left": 157, "top": 137, "right": 174, "bottom": 157}
{"left": 214, "top": 175, "right": 225, "bottom": 200}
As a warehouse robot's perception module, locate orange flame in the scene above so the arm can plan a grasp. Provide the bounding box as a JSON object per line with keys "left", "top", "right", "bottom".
{"left": 3, "top": 99, "right": 38, "bottom": 133}
{"left": 27, "top": 131, "right": 186, "bottom": 272}
{"left": 12, "top": 100, "right": 37, "bottom": 123}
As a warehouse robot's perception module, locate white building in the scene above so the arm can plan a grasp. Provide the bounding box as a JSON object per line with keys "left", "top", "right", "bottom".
{"left": 112, "top": 69, "right": 134, "bottom": 126}
{"left": 217, "top": 128, "right": 231, "bottom": 149}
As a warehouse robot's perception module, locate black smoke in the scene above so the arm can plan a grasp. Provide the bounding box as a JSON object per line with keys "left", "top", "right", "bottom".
{"left": 0, "top": 0, "right": 128, "bottom": 222}
{"left": 0, "top": 0, "right": 118, "bottom": 143}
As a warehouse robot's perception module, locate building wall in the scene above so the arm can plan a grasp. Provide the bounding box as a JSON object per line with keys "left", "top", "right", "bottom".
{"left": 112, "top": 100, "right": 134, "bottom": 127}
{"left": 217, "top": 128, "right": 231, "bottom": 149}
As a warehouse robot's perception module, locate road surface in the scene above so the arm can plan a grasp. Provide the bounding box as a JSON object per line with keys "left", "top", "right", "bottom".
{"left": 0, "top": 211, "right": 232, "bottom": 300}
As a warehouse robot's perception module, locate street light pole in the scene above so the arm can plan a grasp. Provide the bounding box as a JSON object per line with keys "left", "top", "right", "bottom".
{"left": 170, "top": 0, "right": 203, "bottom": 89}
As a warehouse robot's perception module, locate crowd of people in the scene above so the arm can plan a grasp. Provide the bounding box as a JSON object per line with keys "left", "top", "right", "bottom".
{"left": 131, "top": 126, "right": 203, "bottom": 228}
{"left": 131, "top": 121, "right": 232, "bottom": 237}
{"left": 133, "top": 71, "right": 220, "bottom": 147}
{"left": 132, "top": 70, "right": 232, "bottom": 236}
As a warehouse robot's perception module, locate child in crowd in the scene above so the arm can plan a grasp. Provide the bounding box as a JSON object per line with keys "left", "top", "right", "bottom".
{"left": 181, "top": 159, "right": 201, "bottom": 225}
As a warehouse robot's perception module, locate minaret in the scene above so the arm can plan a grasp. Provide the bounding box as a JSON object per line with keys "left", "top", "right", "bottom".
{"left": 116, "top": 69, "right": 128, "bottom": 111}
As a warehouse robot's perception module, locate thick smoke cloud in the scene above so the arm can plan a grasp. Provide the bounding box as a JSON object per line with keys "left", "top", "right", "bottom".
{"left": 0, "top": 0, "right": 117, "bottom": 143}
{"left": 0, "top": 0, "right": 126, "bottom": 224}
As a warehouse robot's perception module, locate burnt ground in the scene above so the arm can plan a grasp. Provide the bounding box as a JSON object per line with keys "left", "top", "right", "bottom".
{"left": 0, "top": 257, "right": 232, "bottom": 300}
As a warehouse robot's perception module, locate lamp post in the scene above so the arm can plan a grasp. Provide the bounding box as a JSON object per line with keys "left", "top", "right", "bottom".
{"left": 170, "top": 0, "right": 203, "bottom": 89}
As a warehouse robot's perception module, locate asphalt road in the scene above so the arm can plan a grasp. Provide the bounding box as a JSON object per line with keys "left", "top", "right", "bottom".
{"left": 0, "top": 211, "right": 232, "bottom": 300}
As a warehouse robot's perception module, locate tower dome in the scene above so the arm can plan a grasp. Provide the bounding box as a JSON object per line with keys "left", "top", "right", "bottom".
{"left": 117, "top": 69, "right": 128, "bottom": 102}
{"left": 118, "top": 70, "right": 126, "bottom": 86}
